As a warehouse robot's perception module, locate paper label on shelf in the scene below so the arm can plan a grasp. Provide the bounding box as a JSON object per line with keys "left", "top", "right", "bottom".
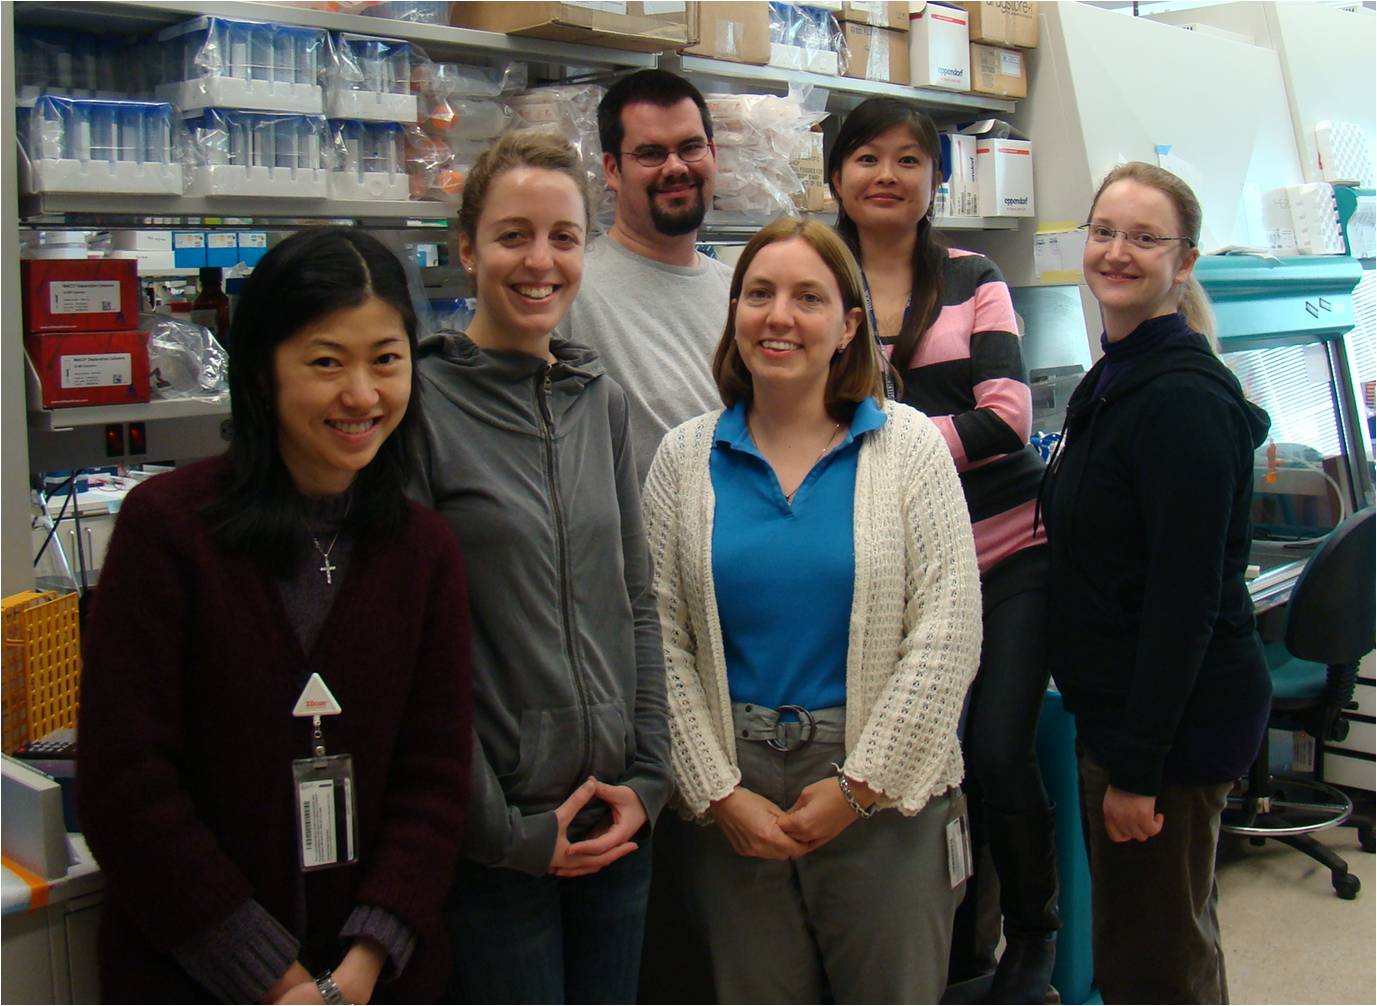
{"left": 1000, "top": 50, "right": 1022, "bottom": 76}
{"left": 206, "top": 233, "right": 237, "bottom": 249}
{"left": 641, "top": 1, "right": 685, "bottom": 13}
{"left": 1033, "top": 226, "right": 1087, "bottom": 284}
{"left": 61, "top": 353, "right": 132, "bottom": 389}
{"left": 240, "top": 232, "right": 268, "bottom": 249}
{"left": 49, "top": 281, "right": 122, "bottom": 315}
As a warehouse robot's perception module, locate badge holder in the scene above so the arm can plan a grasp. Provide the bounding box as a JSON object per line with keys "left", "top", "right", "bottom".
{"left": 945, "top": 790, "right": 975, "bottom": 889}
{"left": 291, "top": 673, "right": 357, "bottom": 872}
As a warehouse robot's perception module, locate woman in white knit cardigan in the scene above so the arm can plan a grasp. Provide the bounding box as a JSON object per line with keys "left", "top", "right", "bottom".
{"left": 641, "top": 218, "right": 983, "bottom": 1002}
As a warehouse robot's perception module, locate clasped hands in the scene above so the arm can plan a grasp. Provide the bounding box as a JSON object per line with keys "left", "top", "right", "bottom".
{"left": 548, "top": 777, "right": 648, "bottom": 878}
{"left": 709, "top": 775, "right": 876, "bottom": 860}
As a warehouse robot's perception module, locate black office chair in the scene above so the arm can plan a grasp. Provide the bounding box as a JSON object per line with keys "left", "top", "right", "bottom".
{"left": 1222, "top": 507, "right": 1375, "bottom": 899}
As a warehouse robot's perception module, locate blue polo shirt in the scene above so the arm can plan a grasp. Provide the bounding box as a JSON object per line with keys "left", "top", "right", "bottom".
{"left": 710, "top": 397, "right": 888, "bottom": 712}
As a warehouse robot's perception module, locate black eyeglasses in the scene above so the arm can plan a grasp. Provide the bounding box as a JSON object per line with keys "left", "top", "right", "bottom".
{"left": 621, "top": 140, "right": 711, "bottom": 168}
{"left": 1078, "top": 223, "right": 1197, "bottom": 251}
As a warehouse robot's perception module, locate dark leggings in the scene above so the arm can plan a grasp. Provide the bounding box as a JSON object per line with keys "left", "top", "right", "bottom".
{"left": 964, "top": 557, "right": 1052, "bottom": 813}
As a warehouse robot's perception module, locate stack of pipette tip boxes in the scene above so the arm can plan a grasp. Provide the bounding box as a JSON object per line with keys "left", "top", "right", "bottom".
{"left": 159, "top": 17, "right": 331, "bottom": 198}
{"left": 324, "top": 34, "right": 417, "bottom": 201}
{"left": 17, "top": 19, "right": 425, "bottom": 204}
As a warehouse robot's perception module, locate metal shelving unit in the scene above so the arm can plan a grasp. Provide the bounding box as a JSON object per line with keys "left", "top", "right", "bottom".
{"left": 28, "top": 396, "right": 229, "bottom": 432}
{"left": 11, "top": 0, "right": 659, "bottom": 69}
{"left": 19, "top": 193, "right": 453, "bottom": 229}
{"left": 4, "top": 2, "right": 1032, "bottom": 587}
{"left": 703, "top": 210, "right": 1021, "bottom": 240}
{"left": 662, "top": 54, "right": 1017, "bottom": 117}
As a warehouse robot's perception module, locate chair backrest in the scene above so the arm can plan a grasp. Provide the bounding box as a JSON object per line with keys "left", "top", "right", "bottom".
{"left": 1286, "top": 507, "right": 1376, "bottom": 665}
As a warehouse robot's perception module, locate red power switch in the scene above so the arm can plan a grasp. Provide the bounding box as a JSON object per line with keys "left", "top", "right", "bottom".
{"left": 127, "top": 421, "right": 147, "bottom": 456}
{"left": 104, "top": 424, "right": 125, "bottom": 458}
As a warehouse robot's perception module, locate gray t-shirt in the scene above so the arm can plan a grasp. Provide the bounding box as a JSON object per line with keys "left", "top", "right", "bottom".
{"left": 559, "top": 236, "right": 733, "bottom": 482}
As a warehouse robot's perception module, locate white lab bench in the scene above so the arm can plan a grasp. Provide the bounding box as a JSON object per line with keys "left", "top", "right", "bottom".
{"left": 2, "top": 760, "right": 103, "bottom": 1005}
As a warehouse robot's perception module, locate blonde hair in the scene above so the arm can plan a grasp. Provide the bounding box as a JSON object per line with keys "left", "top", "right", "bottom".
{"left": 457, "top": 131, "right": 591, "bottom": 241}
{"left": 712, "top": 217, "right": 884, "bottom": 422}
{"left": 1089, "top": 162, "right": 1216, "bottom": 346}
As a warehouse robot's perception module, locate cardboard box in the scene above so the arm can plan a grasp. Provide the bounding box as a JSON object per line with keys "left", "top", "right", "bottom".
{"left": 969, "top": 43, "right": 1027, "bottom": 98}
{"left": 111, "top": 230, "right": 173, "bottom": 252}
{"left": 206, "top": 232, "right": 239, "bottom": 268}
{"left": 450, "top": 2, "right": 693, "bottom": 53}
{"left": 791, "top": 130, "right": 836, "bottom": 214}
{"left": 840, "top": 23, "right": 909, "bottom": 83}
{"left": 954, "top": 1, "right": 1038, "bottom": 48}
{"left": 837, "top": 2, "right": 909, "bottom": 31}
{"left": 20, "top": 259, "right": 141, "bottom": 335}
{"left": 239, "top": 231, "right": 269, "bottom": 267}
{"left": 909, "top": 2, "right": 970, "bottom": 91}
{"left": 976, "top": 138, "right": 1034, "bottom": 216}
{"left": 25, "top": 329, "right": 150, "bottom": 408}
{"left": 939, "top": 132, "right": 979, "bottom": 216}
{"left": 684, "top": 2, "right": 771, "bottom": 64}
{"left": 173, "top": 231, "right": 207, "bottom": 268}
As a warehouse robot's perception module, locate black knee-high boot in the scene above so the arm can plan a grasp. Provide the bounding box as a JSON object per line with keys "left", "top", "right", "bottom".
{"left": 983, "top": 803, "right": 1060, "bottom": 1003}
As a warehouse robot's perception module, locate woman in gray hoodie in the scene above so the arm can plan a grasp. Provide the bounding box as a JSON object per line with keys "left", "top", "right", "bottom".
{"left": 409, "top": 132, "right": 671, "bottom": 1003}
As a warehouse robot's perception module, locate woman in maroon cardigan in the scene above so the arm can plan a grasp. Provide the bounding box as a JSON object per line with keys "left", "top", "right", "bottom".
{"left": 77, "top": 228, "right": 473, "bottom": 1004}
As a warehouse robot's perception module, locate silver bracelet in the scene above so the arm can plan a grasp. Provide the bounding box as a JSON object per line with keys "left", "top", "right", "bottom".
{"left": 832, "top": 762, "right": 876, "bottom": 819}
{"left": 314, "top": 969, "right": 349, "bottom": 1006}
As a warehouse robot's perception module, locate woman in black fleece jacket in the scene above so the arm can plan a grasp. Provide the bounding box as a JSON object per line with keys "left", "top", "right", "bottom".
{"left": 1040, "top": 163, "right": 1270, "bottom": 1004}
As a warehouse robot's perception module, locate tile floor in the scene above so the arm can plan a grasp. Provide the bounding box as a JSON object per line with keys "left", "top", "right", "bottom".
{"left": 1216, "top": 827, "right": 1375, "bottom": 1004}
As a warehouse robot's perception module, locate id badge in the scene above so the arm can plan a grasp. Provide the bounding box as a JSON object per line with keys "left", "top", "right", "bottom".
{"left": 945, "top": 790, "right": 974, "bottom": 889}
{"left": 291, "top": 754, "right": 358, "bottom": 872}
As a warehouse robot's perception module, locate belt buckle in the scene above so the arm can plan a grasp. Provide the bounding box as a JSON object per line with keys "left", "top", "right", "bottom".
{"left": 767, "top": 705, "right": 817, "bottom": 752}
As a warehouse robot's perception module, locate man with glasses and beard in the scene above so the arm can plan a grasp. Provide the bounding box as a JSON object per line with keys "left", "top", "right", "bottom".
{"left": 558, "top": 69, "right": 732, "bottom": 483}
{"left": 557, "top": 70, "right": 726, "bottom": 1003}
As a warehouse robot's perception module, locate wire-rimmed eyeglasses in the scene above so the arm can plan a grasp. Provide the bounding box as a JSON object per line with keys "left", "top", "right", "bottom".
{"left": 621, "top": 140, "right": 711, "bottom": 168}
{"left": 1078, "top": 223, "right": 1197, "bottom": 251}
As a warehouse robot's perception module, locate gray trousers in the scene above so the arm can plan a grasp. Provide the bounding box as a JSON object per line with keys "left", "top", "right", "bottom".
{"left": 682, "top": 705, "right": 965, "bottom": 1004}
{"left": 1079, "top": 752, "right": 1232, "bottom": 1004}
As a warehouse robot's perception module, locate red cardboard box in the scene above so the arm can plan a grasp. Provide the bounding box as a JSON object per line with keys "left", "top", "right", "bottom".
{"left": 21, "top": 259, "right": 141, "bottom": 335}
{"left": 25, "top": 329, "right": 150, "bottom": 409}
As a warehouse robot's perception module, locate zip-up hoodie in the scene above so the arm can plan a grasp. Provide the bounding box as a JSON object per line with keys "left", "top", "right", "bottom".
{"left": 1040, "top": 312, "right": 1272, "bottom": 796}
{"left": 410, "top": 331, "right": 671, "bottom": 876}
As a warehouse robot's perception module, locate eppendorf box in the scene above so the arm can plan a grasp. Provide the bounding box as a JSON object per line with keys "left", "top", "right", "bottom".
{"left": 25, "top": 329, "right": 150, "bottom": 408}
{"left": 909, "top": 2, "right": 970, "bottom": 91}
{"left": 21, "top": 259, "right": 141, "bottom": 334}
{"left": 976, "top": 138, "right": 1034, "bottom": 216}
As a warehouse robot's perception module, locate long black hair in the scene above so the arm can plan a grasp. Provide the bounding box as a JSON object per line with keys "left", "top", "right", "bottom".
{"left": 203, "top": 226, "right": 421, "bottom": 567}
{"left": 827, "top": 97, "right": 946, "bottom": 380}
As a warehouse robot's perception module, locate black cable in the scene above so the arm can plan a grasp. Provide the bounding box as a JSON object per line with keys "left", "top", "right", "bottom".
{"left": 32, "top": 471, "right": 80, "bottom": 567}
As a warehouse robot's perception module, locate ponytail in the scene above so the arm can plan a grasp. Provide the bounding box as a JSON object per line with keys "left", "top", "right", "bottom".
{"left": 1179, "top": 275, "right": 1217, "bottom": 351}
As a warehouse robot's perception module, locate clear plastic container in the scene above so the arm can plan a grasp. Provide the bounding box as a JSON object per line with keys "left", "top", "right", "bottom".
{"left": 182, "top": 109, "right": 329, "bottom": 197}
{"left": 22, "top": 96, "right": 184, "bottom": 195}
{"left": 329, "top": 120, "right": 408, "bottom": 200}
{"left": 155, "top": 16, "right": 326, "bottom": 114}
{"left": 365, "top": 1, "right": 451, "bottom": 24}
{"left": 323, "top": 33, "right": 418, "bottom": 122}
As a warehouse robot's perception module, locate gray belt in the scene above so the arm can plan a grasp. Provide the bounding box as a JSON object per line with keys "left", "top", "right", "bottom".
{"left": 730, "top": 702, "right": 846, "bottom": 752}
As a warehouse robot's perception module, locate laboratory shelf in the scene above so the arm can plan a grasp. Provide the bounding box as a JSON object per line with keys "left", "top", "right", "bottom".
{"left": 29, "top": 396, "right": 230, "bottom": 431}
{"left": 662, "top": 55, "right": 1017, "bottom": 117}
{"left": 19, "top": 193, "right": 453, "bottom": 229}
{"left": 702, "top": 210, "right": 1020, "bottom": 238}
{"left": 11, "top": 0, "right": 659, "bottom": 69}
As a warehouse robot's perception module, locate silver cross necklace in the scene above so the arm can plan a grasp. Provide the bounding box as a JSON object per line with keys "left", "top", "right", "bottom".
{"left": 311, "top": 532, "right": 340, "bottom": 585}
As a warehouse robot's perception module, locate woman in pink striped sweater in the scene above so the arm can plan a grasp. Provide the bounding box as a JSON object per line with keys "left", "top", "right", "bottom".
{"left": 828, "top": 97, "right": 1056, "bottom": 1003}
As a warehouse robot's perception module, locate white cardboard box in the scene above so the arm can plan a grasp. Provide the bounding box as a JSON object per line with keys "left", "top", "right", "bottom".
{"left": 944, "top": 132, "right": 979, "bottom": 216}
{"left": 976, "top": 138, "right": 1034, "bottom": 216}
{"left": 909, "top": 2, "right": 970, "bottom": 91}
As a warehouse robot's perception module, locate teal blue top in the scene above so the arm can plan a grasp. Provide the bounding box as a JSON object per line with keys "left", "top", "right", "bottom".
{"left": 709, "top": 397, "right": 888, "bottom": 712}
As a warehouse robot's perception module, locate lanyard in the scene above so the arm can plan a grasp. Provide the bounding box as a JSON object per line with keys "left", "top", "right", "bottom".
{"left": 859, "top": 268, "right": 911, "bottom": 401}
